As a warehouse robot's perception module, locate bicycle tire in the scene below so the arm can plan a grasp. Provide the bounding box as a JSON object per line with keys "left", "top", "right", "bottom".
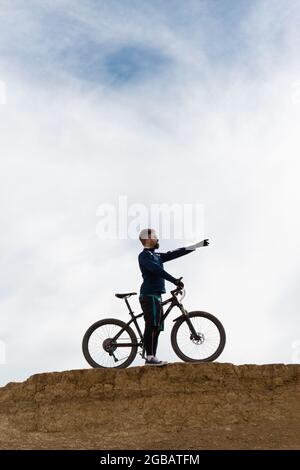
{"left": 82, "top": 318, "right": 138, "bottom": 369}
{"left": 171, "top": 311, "right": 226, "bottom": 362}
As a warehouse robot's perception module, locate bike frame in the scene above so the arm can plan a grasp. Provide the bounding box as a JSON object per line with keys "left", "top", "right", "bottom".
{"left": 113, "top": 289, "right": 200, "bottom": 351}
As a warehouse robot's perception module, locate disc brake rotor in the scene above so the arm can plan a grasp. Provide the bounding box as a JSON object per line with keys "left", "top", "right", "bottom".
{"left": 190, "top": 332, "right": 205, "bottom": 345}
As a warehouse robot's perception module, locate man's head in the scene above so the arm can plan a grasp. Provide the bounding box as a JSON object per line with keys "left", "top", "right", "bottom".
{"left": 139, "top": 228, "right": 159, "bottom": 249}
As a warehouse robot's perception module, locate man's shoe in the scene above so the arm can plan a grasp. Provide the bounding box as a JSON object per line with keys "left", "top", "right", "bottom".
{"left": 144, "top": 357, "right": 168, "bottom": 366}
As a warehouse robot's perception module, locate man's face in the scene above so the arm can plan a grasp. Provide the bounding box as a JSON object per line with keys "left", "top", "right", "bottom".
{"left": 148, "top": 230, "right": 159, "bottom": 249}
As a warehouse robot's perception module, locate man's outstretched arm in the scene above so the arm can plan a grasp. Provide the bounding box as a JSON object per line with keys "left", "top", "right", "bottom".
{"left": 159, "top": 239, "right": 210, "bottom": 263}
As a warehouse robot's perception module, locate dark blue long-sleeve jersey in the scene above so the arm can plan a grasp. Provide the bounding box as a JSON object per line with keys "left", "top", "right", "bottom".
{"left": 138, "top": 246, "right": 194, "bottom": 295}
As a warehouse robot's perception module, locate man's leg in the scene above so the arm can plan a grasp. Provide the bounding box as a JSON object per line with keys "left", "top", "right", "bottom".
{"left": 140, "top": 296, "right": 156, "bottom": 357}
{"left": 143, "top": 321, "right": 155, "bottom": 357}
{"left": 152, "top": 295, "right": 163, "bottom": 357}
{"left": 152, "top": 329, "right": 161, "bottom": 357}
{"left": 140, "top": 295, "right": 166, "bottom": 362}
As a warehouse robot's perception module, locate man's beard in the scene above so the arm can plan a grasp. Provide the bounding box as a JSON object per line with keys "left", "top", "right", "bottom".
{"left": 154, "top": 241, "right": 159, "bottom": 249}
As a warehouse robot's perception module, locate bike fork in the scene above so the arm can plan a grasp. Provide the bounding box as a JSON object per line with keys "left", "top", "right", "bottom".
{"left": 179, "top": 306, "right": 199, "bottom": 339}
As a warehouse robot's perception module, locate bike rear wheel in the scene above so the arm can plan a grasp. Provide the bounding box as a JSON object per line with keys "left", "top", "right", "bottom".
{"left": 171, "top": 311, "right": 226, "bottom": 362}
{"left": 82, "top": 318, "right": 138, "bottom": 369}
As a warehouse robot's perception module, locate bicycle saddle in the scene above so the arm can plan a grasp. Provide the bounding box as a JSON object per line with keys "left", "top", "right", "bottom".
{"left": 115, "top": 292, "right": 137, "bottom": 299}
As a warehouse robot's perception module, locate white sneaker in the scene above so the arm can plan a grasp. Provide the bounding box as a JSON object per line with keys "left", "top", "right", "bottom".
{"left": 144, "top": 357, "right": 168, "bottom": 366}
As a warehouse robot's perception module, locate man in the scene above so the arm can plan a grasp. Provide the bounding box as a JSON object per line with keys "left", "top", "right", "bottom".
{"left": 138, "top": 228, "right": 209, "bottom": 366}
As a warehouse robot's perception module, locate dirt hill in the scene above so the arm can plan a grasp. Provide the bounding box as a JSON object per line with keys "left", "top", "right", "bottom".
{"left": 0, "top": 362, "right": 299, "bottom": 449}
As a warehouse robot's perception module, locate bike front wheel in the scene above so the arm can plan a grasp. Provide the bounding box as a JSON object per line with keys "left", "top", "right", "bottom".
{"left": 82, "top": 318, "right": 138, "bottom": 369}
{"left": 171, "top": 311, "right": 226, "bottom": 362}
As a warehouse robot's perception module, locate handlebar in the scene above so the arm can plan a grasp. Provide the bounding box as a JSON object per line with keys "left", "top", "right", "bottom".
{"left": 170, "top": 286, "right": 181, "bottom": 295}
{"left": 170, "top": 286, "right": 186, "bottom": 301}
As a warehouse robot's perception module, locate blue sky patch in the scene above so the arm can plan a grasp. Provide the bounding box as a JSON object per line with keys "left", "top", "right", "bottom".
{"left": 104, "top": 45, "right": 171, "bottom": 86}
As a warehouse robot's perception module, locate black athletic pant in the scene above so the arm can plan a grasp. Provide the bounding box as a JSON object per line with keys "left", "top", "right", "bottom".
{"left": 139, "top": 294, "right": 164, "bottom": 357}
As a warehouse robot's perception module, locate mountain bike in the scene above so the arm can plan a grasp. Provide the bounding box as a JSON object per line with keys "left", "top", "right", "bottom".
{"left": 82, "top": 286, "right": 226, "bottom": 369}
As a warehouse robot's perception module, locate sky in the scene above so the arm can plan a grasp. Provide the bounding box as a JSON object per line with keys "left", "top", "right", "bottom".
{"left": 0, "top": 0, "right": 300, "bottom": 386}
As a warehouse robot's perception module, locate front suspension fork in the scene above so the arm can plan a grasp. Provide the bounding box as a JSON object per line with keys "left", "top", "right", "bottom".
{"left": 177, "top": 305, "right": 199, "bottom": 340}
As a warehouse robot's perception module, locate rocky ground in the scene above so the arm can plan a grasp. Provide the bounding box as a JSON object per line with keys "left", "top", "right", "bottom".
{"left": 0, "top": 362, "right": 299, "bottom": 449}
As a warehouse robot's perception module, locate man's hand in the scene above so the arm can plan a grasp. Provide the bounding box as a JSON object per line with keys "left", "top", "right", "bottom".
{"left": 186, "top": 239, "right": 210, "bottom": 250}
{"left": 199, "top": 238, "right": 209, "bottom": 247}
{"left": 174, "top": 277, "right": 184, "bottom": 289}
